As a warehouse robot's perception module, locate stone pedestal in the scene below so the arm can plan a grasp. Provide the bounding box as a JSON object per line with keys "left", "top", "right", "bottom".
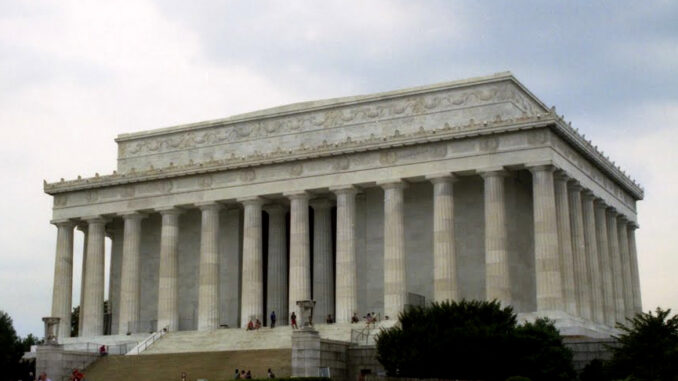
{"left": 43, "top": 317, "right": 61, "bottom": 345}
{"left": 296, "top": 300, "right": 317, "bottom": 329}
{"left": 291, "top": 329, "right": 321, "bottom": 378}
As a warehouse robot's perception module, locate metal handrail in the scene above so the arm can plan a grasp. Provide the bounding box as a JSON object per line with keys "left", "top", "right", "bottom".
{"left": 125, "top": 326, "right": 169, "bottom": 355}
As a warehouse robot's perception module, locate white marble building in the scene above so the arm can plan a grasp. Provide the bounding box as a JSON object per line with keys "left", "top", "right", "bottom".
{"left": 45, "top": 72, "right": 643, "bottom": 340}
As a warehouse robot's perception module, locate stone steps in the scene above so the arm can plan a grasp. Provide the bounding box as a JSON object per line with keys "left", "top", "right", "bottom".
{"left": 142, "top": 322, "right": 393, "bottom": 354}
{"left": 84, "top": 349, "right": 291, "bottom": 381}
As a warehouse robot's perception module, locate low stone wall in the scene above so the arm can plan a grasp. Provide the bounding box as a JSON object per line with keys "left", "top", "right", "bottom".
{"left": 347, "top": 346, "right": 384, "bottom": 381}
{"left": 36, "top": 346, "right": 99, "bottom": 381}
{"left": 564, "top": 338, "right": 618, "bottom": 371}
{"left": 320, "top": 339, "right": 350, "bottom": 381}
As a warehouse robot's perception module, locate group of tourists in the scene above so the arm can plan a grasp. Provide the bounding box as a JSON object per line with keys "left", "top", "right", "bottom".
{"left": 234, "top": 368, "right": 275, "bottom": 379}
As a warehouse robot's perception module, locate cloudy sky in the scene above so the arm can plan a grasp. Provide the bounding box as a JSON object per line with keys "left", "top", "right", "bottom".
{"left": 1, "top": 1, "right": 676, "bottom": 337}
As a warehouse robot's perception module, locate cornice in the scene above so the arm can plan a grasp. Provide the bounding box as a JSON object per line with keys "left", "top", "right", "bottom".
{"left": 43, "top": 110, "right": 644, "bottom": 200}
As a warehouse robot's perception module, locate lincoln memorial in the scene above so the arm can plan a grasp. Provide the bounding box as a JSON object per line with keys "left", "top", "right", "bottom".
{"left": 44, "top": 72, "right": 643, "bottom": 342}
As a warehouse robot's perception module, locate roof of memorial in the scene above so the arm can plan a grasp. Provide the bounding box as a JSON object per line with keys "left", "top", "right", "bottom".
{"left": 44, "top": 72, "right": 644, "bottom": 200}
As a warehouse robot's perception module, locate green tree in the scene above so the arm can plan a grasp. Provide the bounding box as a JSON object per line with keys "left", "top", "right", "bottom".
{"left": 375, "top": 300, "right": 574, "bottom": 381}
{"left": 606, "top": 307, "right": 678, "bottom": 381}
{"left": 0, "top": 310, "right": 35, "bottom": 381}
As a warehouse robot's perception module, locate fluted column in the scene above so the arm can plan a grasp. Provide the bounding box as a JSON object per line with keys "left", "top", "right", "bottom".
{"left": 554, "top": 172, "right": 577, "bottom": 316}
{"left": 77, "top": 224, "right": 88, "bottom": 335}
{"left": 594, "top": 200, "right": 615, "bottom": 326}
{"left": 568, "top": 183, "right": 591, "bottom": 320}
{"left": 51, "top": 220, "right": 75, "bottom": 339}
{"left": 197, "top": 202, "right": 222, "bottom": 331}
{"left": 311, "top": 198, "right": 334, "bottom": 322}
{"left": 617, "top": 216, "right": 634, "bottom": 319}
{"left": 240, "top": 198, "right": 264, "bottom": 327}
{"left": 157, "top": 208, "right": 182, "bottom": 331}
{"left": 265, "top": 205, "right": 288, "bottom": 325}
{"left": 332, "top": 186, "right": 358, "bottom": 323}
{"left": 582, "top": 191, "right": 604, "bottom": 324}
{"left": 118, "top": 213, "right": 146, "bottom": 334}
{"left": 287, "top": 191, "right": 311, "bottom": 319}
{"left": 607, "top": 209, "right": 625, "bottom": 323}
{"left": 530, "top": 165, "right": 563, "bottom": 311}
{"left": 426, "top": 174, "right": 459, "bottom": 302}
{"left": 627, "top": 223, "right": 642, "bottom": 314}
{"left": 381, "top": 181, "right": 407, "bottom": 319}
{"left": 480, "top": 170, "right": 510, "bottom": 305}
{"left": 81, "top": 217, "right": 106, "bottom": 337}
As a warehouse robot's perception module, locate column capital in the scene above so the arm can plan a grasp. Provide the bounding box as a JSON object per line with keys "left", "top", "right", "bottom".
{"left": 581, "top": 189, "right": 596, "bottom": 200}
{"left": 618, "top": 215, "right": 629, "bottom": 224}
{"left": 425, "top": 173, "right": 458, "bottom": 184}
{"left": 263, "top": 204, "right": 287, "bottom": 215}
{"left": 76, "top": 222, "right": 88, "bottom": 233}
{"left": 195, "top": 201, "right": 223, "bottom": 212}
{"left": 553, "top": 170, "right": 570, "bottom": 182}
{"left": 606, "top": 207, "right": 619, "bottom": 217}
{"left": 477, "top": 167, "right": 509, "bottom": 178}
{"left": 377, "top": 179, "right": 408, "bottom": 190}
{"left": 119, "top": 211, "right": 147, "bottom": 220}
{"left": 526, "top": 162, "right": 557, "bottom": 173}
{"left": 567, "top": 180, "right": 583, "bottom": 192}
{"left": 238, "top": 196, "right": 265, "bottom": 207}
{"left": 594, "top": 198, "right": 608, "bottom": 210}
{"left": 82, "top": 215, "right": 109, "bottom": 224}
{"left": 628, "top": 221, "right": 640, "bottom": 230}
{"left": 51, "top": 219, "right": 76, "bottom": 228}
{"left": 284, "top": 190, "right": 309, "bottom": 200}
{"left": 155, "top": 207, "right": 184, "bottom": 216}
{"left": 310, "top": 198, "right": 333, "bottom": 210}
{"left": 330, "top": 185, "right": 358, "bottom": 195}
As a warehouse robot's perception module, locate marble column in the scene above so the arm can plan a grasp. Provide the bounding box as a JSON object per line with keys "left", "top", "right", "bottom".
{"left": 582, "top": 191, "right": 605, "bottom": 324}
{"left": 594, "top": 200, "right": 615, "bottom": 326}
{"left": 607, "top": 209, "right": 625, "bottom": 323}
{"left": 554, "top": 172, "right": 577, "bottom": 316}
{"left": 287, "top": 192, "right": 311, "bottom": 319}
{"left": 51, "top": 220, "right": 75, "bottom": 339}
{"left": 427, "top": 174, "right": 458, "bottom": 303}
{"left": 381, "top": 181, "right": 407, "bottom": 319}
{"left": 157, "top": 208, "right": 182, "bottom": 331}
{"left": 77, "top": 224, "right": 88, "bottom": 335}
{"left": 311, "top": 198, "right": 334, "bottom": 322}
{"left": 118, "top": 213, "right": 146, "bottom": 334}
{"left": 197, "top": 202, "right": 222, "bottom": 331}
{"left": 617, "top": 216, "right": 634, "bottom": 319}
{"left": 265, "top": 205, "right": 288, "bottom": 325}
{"left": 81, "top": 217, "right": 106, "bottom": 337}
{"left": 240, "top": 198, "right": 264, "bottom": 327}
{"left": 530, "top": 165, "right": 563, "bottom": 312}
{"left": 333, "top": 186, "right": 358, "bottom": 323}
{"left": 627, "top": 223, "right": 642, "bottom": 314}
{"left": 568, "top": 183, "right": 591, "bottom": 320}
{"left": 108, "top": 223, "right": 123, "bottom": 335}
{"left": 480, "top": 170, "right": 511, "bottom": 306}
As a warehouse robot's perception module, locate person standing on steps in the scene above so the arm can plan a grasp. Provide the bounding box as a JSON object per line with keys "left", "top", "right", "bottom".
{"left": 234, "top": 369, "right": 240, "bottom": 379}
{"left": 290, "top": 312, "right": 298, "bottom": 329}
{"left": 270, "top": 311, "right": 276, "bottom": 328}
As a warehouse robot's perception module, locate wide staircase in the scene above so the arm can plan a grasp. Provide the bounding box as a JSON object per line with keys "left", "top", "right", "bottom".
{"left": 83, "top": 349, "right": 291, "bottom": 381}
{"left": 79, "top": 321, "right": 392, "bottom": 380}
